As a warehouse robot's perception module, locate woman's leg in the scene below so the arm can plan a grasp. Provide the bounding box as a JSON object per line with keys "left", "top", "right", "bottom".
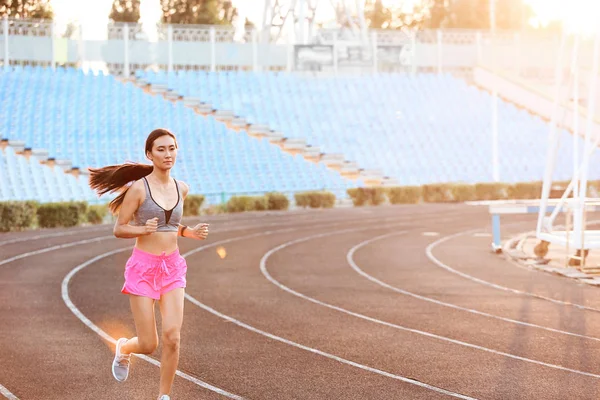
{"left": 121, "top": 295, "right": 159, "bottom": 355}
{"left": 158, "top": 288, "right": 185, "bottom": 397}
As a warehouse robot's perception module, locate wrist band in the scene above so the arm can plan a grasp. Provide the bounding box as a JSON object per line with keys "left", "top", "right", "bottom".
{"left": 180, "top": 226, "right": 187, "bottom": 236}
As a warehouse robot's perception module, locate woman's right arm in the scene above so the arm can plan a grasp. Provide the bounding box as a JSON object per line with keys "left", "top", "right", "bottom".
{"left": 113, "top": 181, "right": 157, "bottom": 238}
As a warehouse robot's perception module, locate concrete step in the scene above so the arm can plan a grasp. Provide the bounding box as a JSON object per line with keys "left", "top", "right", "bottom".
{"left": 149, "top": 84, "right": 169, "bottom": 94}
{"left": 248, "top": 125, "right": 270, "bottom": 138}
{"left": 228, "top": 117, "right": 248, "bottom": 131}
{"left": 213, "top": 109, "right": 235, "bottom": 122}
{"left": 182, "top": 97, "right": 202, "bottom": 107}
{"left": 265, "top": 131, "right": 285, "bottom": 143}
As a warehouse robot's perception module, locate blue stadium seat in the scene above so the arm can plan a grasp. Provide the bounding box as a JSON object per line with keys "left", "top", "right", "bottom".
{"left": 0, "top": 147, "right": 94, "bottom": 203}
{"left": 0, "top": 67, "right": 355, "bottom": 203}
{"left": 138, "top": 70, "right": 600, "bottom": 185}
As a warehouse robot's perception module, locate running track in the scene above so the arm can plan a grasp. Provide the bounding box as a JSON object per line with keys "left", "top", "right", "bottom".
{"left": 2, "top": 204, "right": 600, "bottom": 399}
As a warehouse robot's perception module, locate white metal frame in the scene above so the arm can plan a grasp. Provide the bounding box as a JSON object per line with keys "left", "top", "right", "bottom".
{"left": 536, "top": 26, "right": 600, "bottom": 251}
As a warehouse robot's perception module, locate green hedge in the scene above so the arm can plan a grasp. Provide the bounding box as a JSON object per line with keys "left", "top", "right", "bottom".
{"left": 226, "top": 195, "right": 268, "bottom": 213}
{"left": 507, "top": 181, "right": 543, "bottom": 200}
{"left": 347, "top": 188, "right": 386, "bottom": 206}
{"left": 346, "top": 181, "right": 566, "bottom": 206}
{"left": 0, "top": 201, "right": 39, "bottom": 232}
{"left": 86, "top": 204, "right": 108, "bottom": 225}
{"left": 37, "top": 201, "right": 88, "bottom": 228}
{"left": 295, "top": 191, "right": 336, "bottom": 208}
{"left": 474, "top": 183, "right": 509, "bottom": 201}
{"left": 266, "top": 192, "right": 290, "bottom": 211}
{"left": 387, "top": 186, "right": 422, "bottom": 204}
{"left": 183, "top": 195, "right": 205, "bottom": 216}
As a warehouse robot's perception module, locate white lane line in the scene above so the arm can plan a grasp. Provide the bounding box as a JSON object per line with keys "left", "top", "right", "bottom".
{"left": 422, "top": 232, "right": 439, "bottom": 236}
{"left": 61, "top": 247, "right": 245, "bottom": 399}
{"left": 472, "top": 233, "right": 491, "bottom": 237}
{"left": 258, "top": 227, "right": 600, "bottom": 381}
{"left": 183, "top": 222, "right": 478, "bottom": 399}
{"left": 184, "top": 294, "right": 475, "bottom": 400}
{"left": 425, "top": 229, "right": 600, "bottom": 313}
{"left": 0, "top": 236, "right": 115, "bottom": 266}
{"left": 60, "top": 218, "right": 417, "bottom": 400}
{"left": 347, "top": 231, "right": 600, "bottom": 343}
{"left": 0, "top": 226, "right": 109, "bottom": 247}
{"left": 0, "top": 384, "right": 19, "bottom": 400}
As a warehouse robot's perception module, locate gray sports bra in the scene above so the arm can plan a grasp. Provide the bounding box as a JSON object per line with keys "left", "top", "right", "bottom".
{"left": 132, "top": 177, "right": 183, "bottom": 232}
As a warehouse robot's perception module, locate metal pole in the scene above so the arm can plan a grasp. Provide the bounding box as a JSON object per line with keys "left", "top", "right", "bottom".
{"left": 298, "top": 0, "right": 305, "bottom": 44}
{"left": 572, "top": 35, "right": 580, "bottom": 237}
{"left": 333, "top": 31, "right": 338, "bottom": 75}
{"left": 167, "top": 25, "right": 173, "bottom": 73}
{"left": 51, "top": 21, "right": 56, "bottom": 70}
{"left": 577, "top": 27, "right": 600, "bottom": 249}
{"left": 252, "top": 29, "right": 258, "bottom": 72}
{"left": 78, "top": 23, "right": 85, "bottom": 68}
{"left": 3, "top": 16, "right": 8, "bottom": 70}
{"left": 490, "top": 0, "right": 499, "bottom": 182}
{"left": 372, "top": 31, "right": 377, "bottom": 74}
{"left": 287, "top": 32, "right": 293, "bottom": 73}
{"left": 476, "top": 31, "right": 482, "bottom": 64}
{"left": 210, "top": 27, "right": 216, "bottom": 72}
{"left": 123, "top": 24, "right": 130, "bottom": 78}
{"left": 514, "top": 32, "right": 520, "bottom": 77}
{"left": 411, "top": 31, "right": 417, "bottom": 76}
{"left": 436, "top": 29, "right": 442, "bottom": 75}
{"left": 536, "top": 30, "right": 568, "bottom": 236}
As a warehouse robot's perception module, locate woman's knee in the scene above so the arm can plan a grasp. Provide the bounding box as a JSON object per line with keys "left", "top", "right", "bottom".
{"left": 137, "top": 334, "right": 159, "bottom": 354}
{"left": 162, "top": 327, "right": 181, "bottom": 351}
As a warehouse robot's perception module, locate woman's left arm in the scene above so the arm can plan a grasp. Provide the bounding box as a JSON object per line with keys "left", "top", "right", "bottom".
{"left": 178, "top": 180, "right": 209, "bottom": 240}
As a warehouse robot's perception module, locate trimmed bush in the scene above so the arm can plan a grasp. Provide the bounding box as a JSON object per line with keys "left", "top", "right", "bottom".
{"left": 422, "top": 184, "right": 454, "bottom": 203}
{"left": 294, "top": 193, "right": 309, "bottom": 208}
{"left": 295, "top": 191, "right": 336, "bottom": 208}
{"left": 347, "top": 187, "right": 386, "bottom": 206}
{"left": 183, "top": 194, "right": 205, "bottom": 216}
{"left": 474, "top": 183, "right": 509, "bottom": 201}
{"left": 507, "top": 181, "right": 543, "bottom": 199}
{"left": 226, "top": 195, "right": 268, "bottom": 213}
{"left": 449, "top": 183, "right": 477, "bottom": 202}
{"left": 320, "top": 192, "right": 336, "bottom": 208}
{"left": 0, "top": 201, "right": 39, "bottom": 232}
{"left": 266, "top": 192, "right": 289, "bottom": 211}
{"left": 86, "top": 204, "right": 108, "bottom": 225}
{"left": 202, "top": 204, "right": 228, "bottom": 215}
{"left": 386, "top": 186, "right": 422, "bottom": 204}
{"left": 253, "top": 196, "right": 268, "bottom": 211}
{"left": 37, "top": 202, "right": 87, "bottom": 228}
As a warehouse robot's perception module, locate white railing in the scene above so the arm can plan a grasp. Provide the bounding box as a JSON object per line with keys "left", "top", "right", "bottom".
{"left": 0, "top": 17, "right": 564, "bottom": 76}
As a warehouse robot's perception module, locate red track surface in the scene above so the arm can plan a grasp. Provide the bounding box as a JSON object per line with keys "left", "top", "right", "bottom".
{"left": 2, "top": 204, "right": 599, "bottom": 400}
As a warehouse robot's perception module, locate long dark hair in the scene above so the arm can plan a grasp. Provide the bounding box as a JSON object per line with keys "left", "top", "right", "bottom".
{"left": 88, "top": 128, "right": 178, "bottom": 214}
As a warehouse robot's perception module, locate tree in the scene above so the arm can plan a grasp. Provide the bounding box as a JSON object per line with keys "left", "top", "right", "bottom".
{"left": 365, "top": 0, "right": 429, "bottom": 30}
{"left": 160, "top": 0, "right": 237, "bottom": 25}
{"left": 109, "top": 0, "right": 141, "bottom": 23}
{"left": 365, "top": 0, "right": 391, "bottom": 30}
{"left": 420, "top": 0, "right": 534, "bottom": 30}
{"left": 0, "top": 0, "right": 53, "bottom": 19}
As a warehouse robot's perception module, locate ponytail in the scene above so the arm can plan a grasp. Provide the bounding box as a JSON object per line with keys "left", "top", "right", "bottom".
{"left": 88, "top": 163, "right": 153, "bottom": 214}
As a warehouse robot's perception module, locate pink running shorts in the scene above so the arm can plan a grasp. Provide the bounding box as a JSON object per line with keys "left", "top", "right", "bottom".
{"left": 121, "top": 247, "right": 187, "bottom": 300}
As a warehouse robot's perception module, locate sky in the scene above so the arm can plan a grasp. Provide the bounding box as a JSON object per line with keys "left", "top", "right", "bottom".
{"left": 49, "top": 0, "right": 600, "bottom": 40}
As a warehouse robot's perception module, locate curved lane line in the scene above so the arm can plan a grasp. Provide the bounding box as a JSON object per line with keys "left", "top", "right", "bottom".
{"left": 258, "top": 227, "right": 600, "bottom": 382}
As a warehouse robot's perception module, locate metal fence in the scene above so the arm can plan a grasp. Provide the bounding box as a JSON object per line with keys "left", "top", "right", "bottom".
{"left": 0, "top": 17, "right": 569, "bottom": 78}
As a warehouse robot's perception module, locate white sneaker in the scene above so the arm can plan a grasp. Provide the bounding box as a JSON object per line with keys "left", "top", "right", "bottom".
{"left": 158, "top": 396, "right": 171, "bottom": 400}
{"left": 111, "top": 338, "right": 131, "bottom": 382}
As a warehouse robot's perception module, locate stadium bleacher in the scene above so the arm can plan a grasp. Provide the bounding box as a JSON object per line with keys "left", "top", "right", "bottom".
{"left": 138, "top": 70, "right": 600, "bottom": 186}
{"left": 0, "top": 66, "right": 356, "bottom": 204}
{"left": 2, "top": 65, "right": 598, "bottom": 204}
{"left": 0, "top": 146, "right": 94, "bottom": 203}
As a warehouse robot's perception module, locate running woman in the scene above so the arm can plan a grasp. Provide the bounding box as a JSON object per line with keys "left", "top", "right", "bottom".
{"left": 88, "top": 128, "right": 209, "bottom": 400}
